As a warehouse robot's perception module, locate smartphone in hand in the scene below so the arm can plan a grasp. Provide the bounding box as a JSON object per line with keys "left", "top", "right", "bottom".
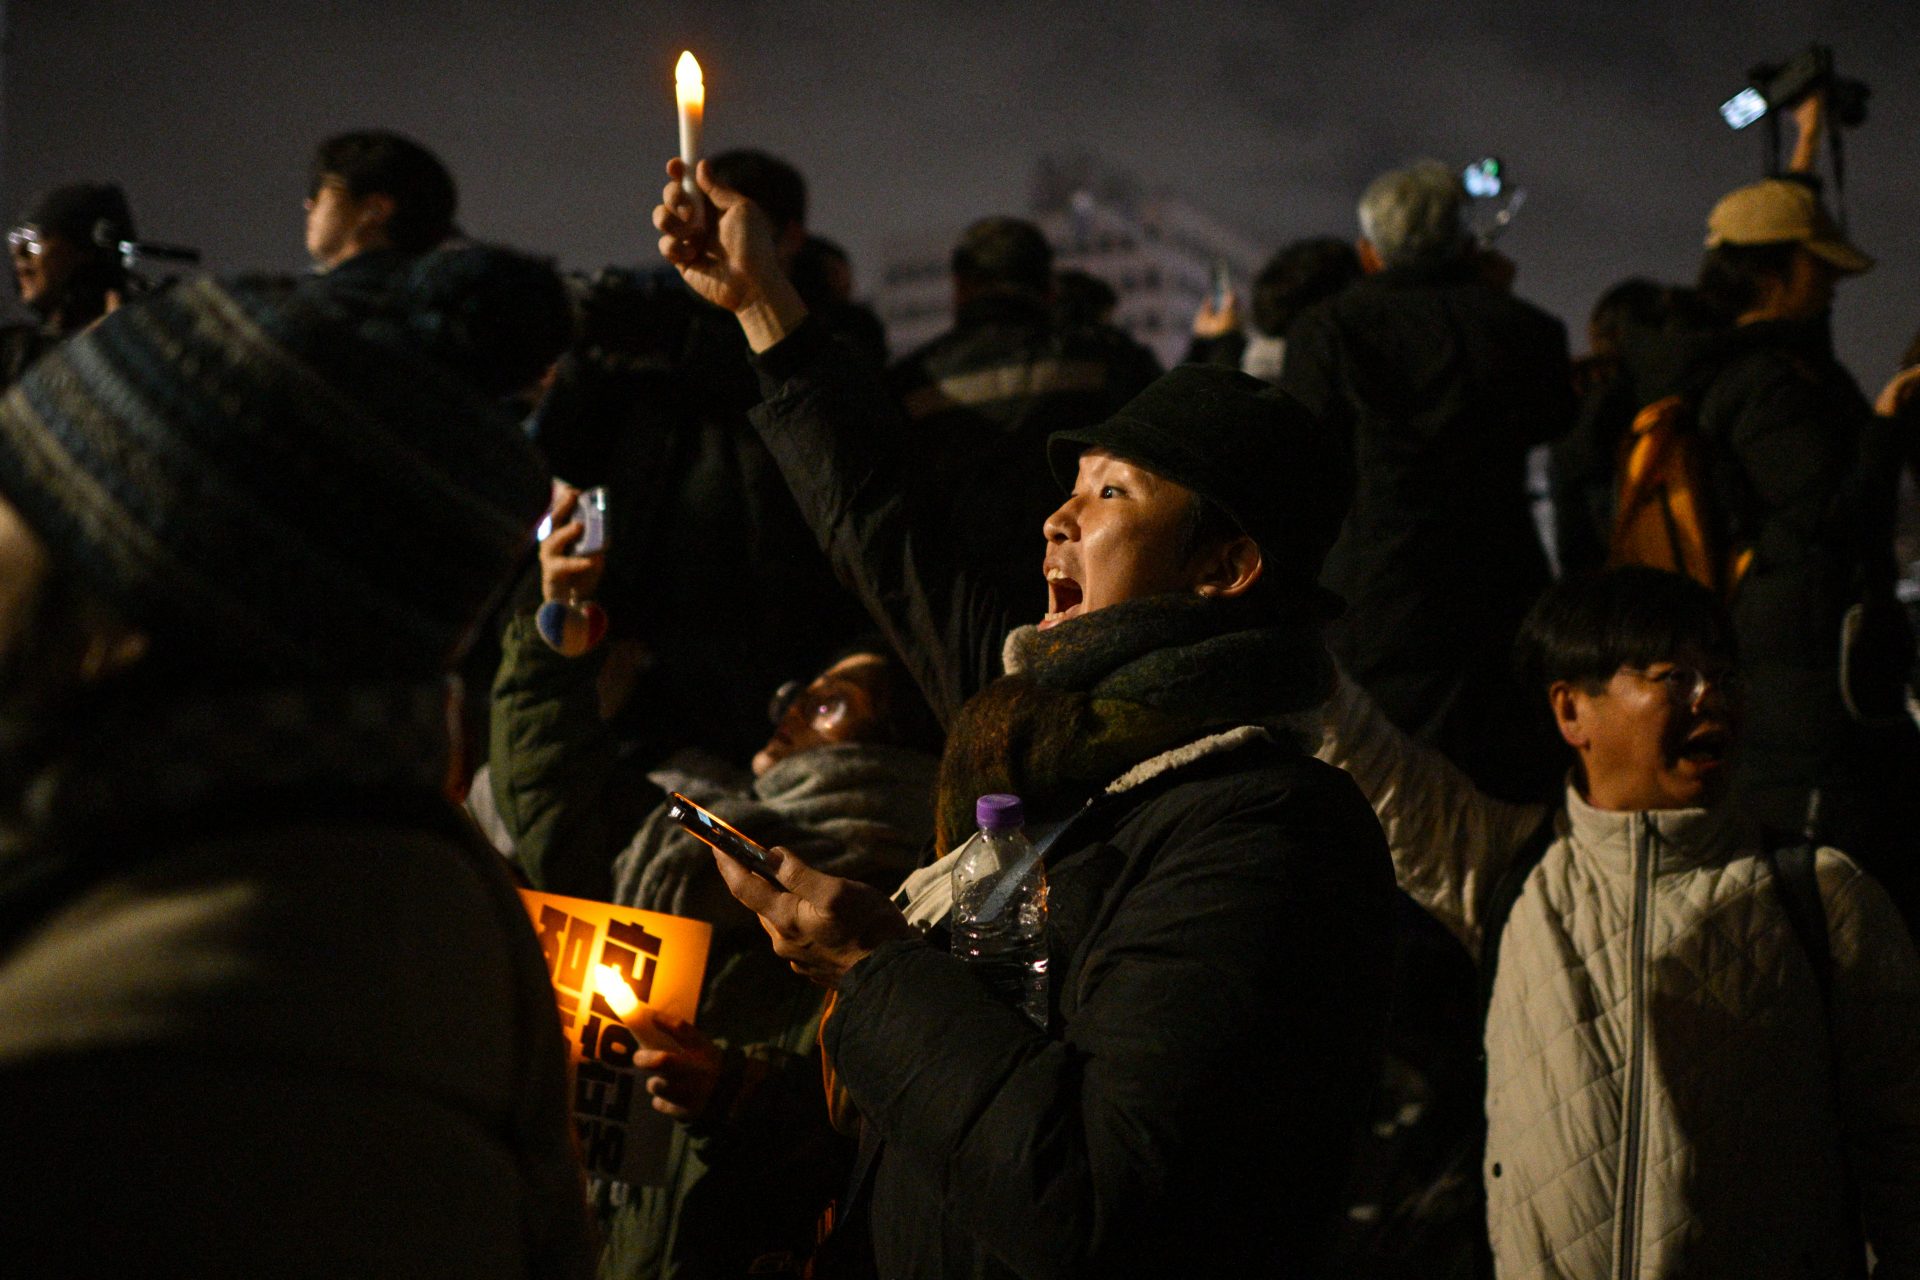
{"left": 667, "top": 792, "right": 783, "bottom": 884}
{"left": 535, "top": 485, "right": 609, "bottom": 555}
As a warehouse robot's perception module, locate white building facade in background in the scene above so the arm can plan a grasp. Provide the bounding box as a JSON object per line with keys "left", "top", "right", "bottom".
{"left": 875, "top": 154, "right": 1266, "bottom": 369}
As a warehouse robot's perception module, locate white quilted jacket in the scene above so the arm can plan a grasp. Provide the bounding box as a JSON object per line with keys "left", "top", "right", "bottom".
{"left": 1319, "top": 677, "right": 1920, "bottom": 1279}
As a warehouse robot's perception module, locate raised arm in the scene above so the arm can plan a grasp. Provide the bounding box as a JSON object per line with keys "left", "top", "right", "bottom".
{"left": 489, "top": 494, "right": 662, "bottom": 898}
{"left": 1317, "top": 671, "right": 1549, "bottom": 955}
{"left": 654, "top": 159, "right": 1010, "bottom": 724}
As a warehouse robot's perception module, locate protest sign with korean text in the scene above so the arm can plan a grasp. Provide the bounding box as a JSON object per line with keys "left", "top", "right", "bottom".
{"left": 520, "top": 889, "right": 712, "bottom": 1186}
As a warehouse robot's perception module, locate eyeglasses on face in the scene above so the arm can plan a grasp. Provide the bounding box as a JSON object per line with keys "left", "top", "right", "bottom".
{"left": 7, "top": 226, "right": 45, "bottom": 257}
{"left": 766, "top": 679, "right": 852, "bottom": 730}
{"left": 1617, "top": 664, "right": 1740, "bottom": 708}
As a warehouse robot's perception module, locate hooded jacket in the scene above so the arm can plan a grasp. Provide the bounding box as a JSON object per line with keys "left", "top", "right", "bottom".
{"left": 1318, "top": 675, "right": 1920, "bottom": 1279}
{"left": 745, "top": 319, "right": 1397, "bottom": 1278}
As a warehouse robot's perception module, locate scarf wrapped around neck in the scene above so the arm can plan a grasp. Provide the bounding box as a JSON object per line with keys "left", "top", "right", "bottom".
{"left": 934, "top": 592, "right": 1335, "bottom": 852}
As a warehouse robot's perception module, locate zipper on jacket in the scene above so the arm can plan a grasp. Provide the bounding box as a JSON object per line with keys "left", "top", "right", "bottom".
{"left": 1614, "top": 815, "right": 1656, "bottom": 1280}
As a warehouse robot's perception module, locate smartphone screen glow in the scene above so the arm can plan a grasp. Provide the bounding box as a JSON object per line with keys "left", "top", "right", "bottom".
{"left": 1721, "top": 88, "right": 1767, "bottom": 130}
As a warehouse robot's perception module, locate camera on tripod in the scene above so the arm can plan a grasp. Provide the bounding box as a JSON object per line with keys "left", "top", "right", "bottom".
{"left": 1720, "top": 45, "right": 1869, "bottom": 131}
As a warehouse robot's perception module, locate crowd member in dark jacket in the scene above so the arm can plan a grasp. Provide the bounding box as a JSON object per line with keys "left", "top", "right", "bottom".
{"left": 653, "top": 158, "right": 1397, "bottom": 1279}
{"left": 0, "top": 266, "right": 591, "bottom": 1275}
{"left": 790, "top": 233, "right": 888, "bottom": 366}
{"left": 1658, "top": 175, "right": 1920, "bottom": 920}
{"left": 1282, "top": 160, "right": 1575, "bottom": 803}
{"left": 528, "top": 150, "right": 870, "bottom": 767}
{"left": 1050, "top": 267, "right": 1118, "bottom": 329}
{"left": 1546, "top": 277, "right": 1671, "bottom": 576}
{"left": 1187, "top": 237, "right": 1361, "bottom": 384}
{"left": 491, "top": 488, "right": 941, "bottom": 1279}
{"left": 302, "top": 129, "right": 459, "bottom": 302}
{"left": 890, "top": 216, "right": 1161, "bottom": 621}
{"left": 0, "top": 181, "right": 138, "bottom": 386}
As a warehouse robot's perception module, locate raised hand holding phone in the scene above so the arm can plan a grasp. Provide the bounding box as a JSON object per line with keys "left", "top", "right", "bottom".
{"left": 534, "top": 484, "right": 608, "bottom": 655}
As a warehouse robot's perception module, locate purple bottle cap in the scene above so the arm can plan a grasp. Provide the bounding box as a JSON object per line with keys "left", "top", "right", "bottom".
{"left": 976, "top": 793, "right": 1024, "bottom": 831}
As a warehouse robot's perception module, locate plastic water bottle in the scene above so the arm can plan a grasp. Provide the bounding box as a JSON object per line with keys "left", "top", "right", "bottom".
{"left": 951, "top": 793, "right": 1049, "bottom": 1028}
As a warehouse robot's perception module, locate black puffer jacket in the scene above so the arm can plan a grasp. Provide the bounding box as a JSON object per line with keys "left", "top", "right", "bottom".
{"left": 1675, "top": 317, "right": 1920, "bottom": 897}
{"left": 889, "top": 290, "right": 1160, "bottom": 622}
{"left": 1281, "top": 259, "right": 1574, "bottom": 800}
{"left": 748, "top": 320, "right": 1397, "bottom": 1278}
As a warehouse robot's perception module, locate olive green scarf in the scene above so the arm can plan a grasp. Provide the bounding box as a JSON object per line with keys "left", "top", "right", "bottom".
{"left": 934, "top": 593, "right": 1334, "bottom": 852}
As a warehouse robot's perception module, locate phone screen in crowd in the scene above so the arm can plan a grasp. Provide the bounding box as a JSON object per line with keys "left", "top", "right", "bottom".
{"left": 535, "top": 485, "right": 609, "bottom": 555}
{"left": 1720, "top": 88, "right": 1768, "bottom": 130}
{"left": 1463, "top": 157, "right": 1504, "bottom": 198}
{"left": 666, "top": 792, "right": 783, "bottom": 883}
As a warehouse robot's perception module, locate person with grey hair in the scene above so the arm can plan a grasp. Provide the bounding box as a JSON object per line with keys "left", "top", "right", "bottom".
{"left": 1282, "top": 159, "right": 1572, "bottom": 799}
{"left": 1282, "top": 157, "right": 1575, "bottom": 1272}
{"left": 1356, "top": 159, "right": 1472, "bottom": 268}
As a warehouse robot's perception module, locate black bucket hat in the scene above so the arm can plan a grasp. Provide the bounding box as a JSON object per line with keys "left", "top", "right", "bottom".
{"left": 1048, "top": 364, "right": 1351, "bottom": 613}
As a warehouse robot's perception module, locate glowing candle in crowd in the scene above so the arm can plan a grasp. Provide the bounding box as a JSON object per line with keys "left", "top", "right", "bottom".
{"left": 675, "top": 51, "right": 704, "bottom": 197}
{"left": 593, "top": 962, "right": 642, "bottom": 1021}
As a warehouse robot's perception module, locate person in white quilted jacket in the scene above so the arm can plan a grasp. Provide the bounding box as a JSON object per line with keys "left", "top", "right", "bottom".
{"left": 1319, "top": 565, "right": 1920, "bottom": 1279}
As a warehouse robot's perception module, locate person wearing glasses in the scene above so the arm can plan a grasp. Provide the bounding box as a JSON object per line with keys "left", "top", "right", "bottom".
{"left": 1318, "top": 565, "right": 1920, "bottom": 1278}
{"left": 484, "top": 484, "right": 944, "bottom": 1279}
{"left": 1, "top": 181, "right": 136, "bottom": 386}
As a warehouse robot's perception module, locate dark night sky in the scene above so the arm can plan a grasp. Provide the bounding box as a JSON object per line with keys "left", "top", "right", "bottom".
{"left": 4, "top": 0, "right": 1917, "bottom": 377}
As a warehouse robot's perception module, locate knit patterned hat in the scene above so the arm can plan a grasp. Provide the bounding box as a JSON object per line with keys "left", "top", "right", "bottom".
{"left": 0, "top": 273, "right": 549, "bottom": 680}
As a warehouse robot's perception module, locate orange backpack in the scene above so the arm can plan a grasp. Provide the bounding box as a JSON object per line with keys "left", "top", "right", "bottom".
{"left": 1607, "top": 395, "right": 1751, "bottom": 596}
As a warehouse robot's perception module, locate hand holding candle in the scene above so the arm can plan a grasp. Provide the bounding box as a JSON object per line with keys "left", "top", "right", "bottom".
{"left": 654, "top": 159, "right": 809, "bottom": 352}
{"left": 632, "top": 1014, "right": 724, "bottom": 1120}
{"left": 675, "top": 51, "right": 704, "bottom": 199}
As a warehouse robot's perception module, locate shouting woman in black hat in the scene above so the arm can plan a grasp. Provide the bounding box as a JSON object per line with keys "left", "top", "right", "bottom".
{"left": 653, "top": 157, "right": 1396, "bottom": 1280}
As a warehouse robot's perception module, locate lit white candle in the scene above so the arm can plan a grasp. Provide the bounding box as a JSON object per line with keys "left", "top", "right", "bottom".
{"left": 593, "top": 962, "right": 642, "bottom": 1021}
{"left": 675, "top": 51, "right": 704, "bottom": 198}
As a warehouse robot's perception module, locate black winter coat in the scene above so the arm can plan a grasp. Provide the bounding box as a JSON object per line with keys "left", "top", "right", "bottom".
{"left": 748, "top": 320, "right": 1397, "bottom": 1279}
{"left": 1281, "top": 260, "right": 1574, "bottom": 800}
{"left": 1679, "top": 317, "right": 1920, "bottom": 891}
{"left": 0, "top": 685, "right": 593, "bottom": 1278}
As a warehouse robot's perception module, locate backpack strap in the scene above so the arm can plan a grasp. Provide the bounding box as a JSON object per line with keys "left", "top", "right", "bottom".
{"left": 1476, "top": 809, "right": 1560, "bottom": 1024}
{"left": 1764, "top": 840, "right": 1834, "bottom": 1017}
{"left": 1763, "top": 837, "right": 1870, "bottom": 1277}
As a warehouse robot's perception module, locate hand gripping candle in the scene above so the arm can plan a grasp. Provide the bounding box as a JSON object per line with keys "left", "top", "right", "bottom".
{"left": 675, "top": 51, "right": 704, "bottom": 197}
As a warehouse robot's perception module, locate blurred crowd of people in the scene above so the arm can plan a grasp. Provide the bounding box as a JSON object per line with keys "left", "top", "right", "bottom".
{"left": 0, "top": 85, "right": 1917, "bottom": 1280}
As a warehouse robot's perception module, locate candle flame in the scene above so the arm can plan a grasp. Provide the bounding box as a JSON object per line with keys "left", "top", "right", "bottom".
{"left": 593, "top": 963, "right": 641, "bottom": 1020}
{"left": 676, "top": 51, "right": 704, "bottom": 102}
